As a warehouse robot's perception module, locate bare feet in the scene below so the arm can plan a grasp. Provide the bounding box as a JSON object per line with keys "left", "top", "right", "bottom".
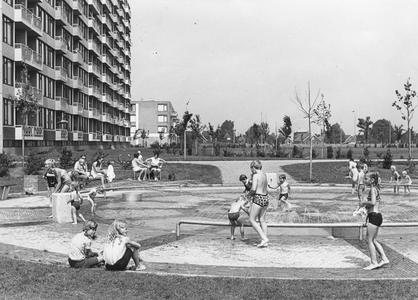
{"left": 363, "top": 263, "right": 379, "bottom": 270}
{"left": 378, "top": 259, "right": 390, "bottom": 267}
{"left": 257, "top": 240, "right": 269, "bottom": 248}
{"left": 72, "top": 222, "right": 77, "bottom": 225}
{"left": 227, "top": 237, "right": 235, "bottom": 240}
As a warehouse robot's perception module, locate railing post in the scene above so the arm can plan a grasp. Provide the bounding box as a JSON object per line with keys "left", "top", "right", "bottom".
{"left": 176, "top": 223, "right": 181, "bottom": 239}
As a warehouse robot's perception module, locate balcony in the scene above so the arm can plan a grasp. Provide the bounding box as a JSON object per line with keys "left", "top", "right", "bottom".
{"left": 55, "top": 67, "right": 68, "bottom": 82}
{"left": 87, "top": 0, "right": 100, "bottom": 15}
{"left": 124, "top": 93, "right": 131, "bottom": 100}
{"left": 101, "top": 93, "right": 112, "bottom": 105}
{"left": 124, "top": 78, "right": 131, "bottom": 86}
{"left": 88, "top": 132, "right": 100, "bottom": 141}
{"left": 120, "top": 136, "right": 126, "bottom": 142}
{"left": 122, "top": 4, "right": 131, "bottom": 18}
{"left": 15, "top": 126, "right": 44, "bottom": 140}
{"left": 109, "top": 13, "right": 118, "bottom": 24}
{"left": 100, "top": 112, "right": 112, "bottom": 122}
{"left": 113, "top": 135, "right": 120, "bottom": 142}
{"left": 55, "top": 6, "right": 69, "bottom": 25}
{"left": 55, "top": 97, "right": 69, "bottom": 110}
{"left": 54, "top": 36, "right": 69, "bottom": 53}
{"left": 69, "top": 49, "right": 83, "bottom": 64}
{"left": 116, "top": 71, "right": 123, "bottom": 80}
{"left": 14, "top": 4, "right": 42, "bottom": 36}
{"left": 117, "top": 87, "right": 124, "bottom": 95}
{"left": 117, "top": 40, "right": 124, "bottom": 49}
{"left": 55, "top": 129, "right": 68, "bottom": 141}
{"left": 88, "top": 62, "right": 101, "bottom": 77}
{"left": 126, "top": 136, "right": 132, "bottom": 143}
{"left": 123, "top": 19, "right": 131, "bottom": 32}
{"left": 101, "top": 73, "right": 113, "bottom": 85}
{"left": 71, "top": 131, "right": 84, "bottom": 141}
{"left": 118, "top": 102, "right": 124, "bottom": 110}
{"left": 72, "top": 76, "right": 84, "bottom": 90}
{"left": 88, "top": 107, "right": 100, "bottom": 119}
{"left": 14, "top": 44, "right": 43, "bottom": 71}
{"left": 88, "top": 85, "right": 101, "bottom": 98}
{"left": 123, "top": 49, "right": 131, "bottom": 57}
{"left": 102, "top": 134, "right": 113, "bottom": 142}
{"left": 88, "top": 17, "right": 101, "bottom": 35}
{"left": 117, "top": 55, "right": 124, "bottom": 64}
{"left": 112, "top": 98, "right": 118, "bottom": 108}
{"left": 124, "top": 120, "right": 131, "bottom": 127}
{"left": 101, "top": 0, "right": 112, "bottom": 12}
{"left": 101, "top": 35, "right": 112, "bottom": 48}
{"left": 117, "top": 8, "right": 123, "bottom": 17}
{"left": 70, "top": 24, "right": 83, "bottom": 40}
{"left": 77, "top": 103, "right": 84, "bottom": 114}
{"left": 101, "top": 54, "right": 112, "bottom": 66}
{"left": 87, "top": 40, "right": 101, "bottom": 56}
{"left": 15, "top": 83, "right": 42, "bottom": 104}
{"left": 69, "top": 102, "right": 78, "bottom": 114}
{"left": 71, "top": 0, "right": 83, "bottom": 14}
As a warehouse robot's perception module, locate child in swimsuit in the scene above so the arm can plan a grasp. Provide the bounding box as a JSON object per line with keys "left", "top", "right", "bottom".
{"left": 357, "top": 164, "right": 366, "bottom": 202}
{"left": 239, "top": 174, "right": 252, "bottom": 194}
{"left": 400, "top": 171, "right": 412, "bottom": 194}
{"left": 227, "top": 195, "right": 249, "bottom": 240}
{"left": 268, "top": 174, "right": 292, "bottom": 210}
{"left": 390, "top": 165, "right": 400, "bottom": 194}
{"left": 67, "top": 182, "right": 86, "bottom": 225}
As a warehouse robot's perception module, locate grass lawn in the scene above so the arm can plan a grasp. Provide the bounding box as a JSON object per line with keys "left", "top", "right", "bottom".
{"left": 0, "top": 257, "right": 417, "bottom": 300}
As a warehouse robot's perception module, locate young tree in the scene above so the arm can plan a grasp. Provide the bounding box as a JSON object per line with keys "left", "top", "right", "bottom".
{"left": 392, "top": 124, "right": 405, "bottom": 144}
{"left": 313, "top": 94, "right": 332, "bottom": 158}
{"left": 190, "top": 114, "right": 206, "bottom": 155}
{"left": 251, "top": 123, "right": 263, "bottom": 146}
{"left": 208, "top": 123, "right": 221, "bottom": 155}
{"left": 393, "top": 78, "right": 417, "bottom": 161}
{"left": 140, "top": 129, "right": 149, "bottom": 147}
{"left": 260, "top": 121, "right": 269, "bottom": 149}
{"left": 9, "top": 65, "right": 40, "bottom": 167}
{"left": 279, "top": 115, "right": 292, "bottom": 142}
{"left": 357, "top": 117, "right": 373, "bottom": 145}
{"left": 181, "top": 111, "right": 193, "bottom": 159}
{"left": 291, "top": 82, "right": 321, "bottom": 181}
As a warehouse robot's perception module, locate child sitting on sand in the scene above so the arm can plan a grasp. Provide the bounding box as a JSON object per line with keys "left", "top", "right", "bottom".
{"left": 68, "top": 219, "right": 104, "bottom": 268}
{"left": 227, "top": 195, "right": 250, "bottom": 240}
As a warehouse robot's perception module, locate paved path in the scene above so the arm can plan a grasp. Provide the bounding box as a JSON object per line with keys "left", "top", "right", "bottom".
{"left": 0, "top": 160, "right": 417, "bottom": 279}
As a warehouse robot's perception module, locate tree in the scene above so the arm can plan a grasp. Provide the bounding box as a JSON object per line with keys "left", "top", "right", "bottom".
{"left": 393, "top": 78, "right": 417, "bottom": 161}
{"left": 208, "top": 123, "right": 221, "bottom": 155}
{"left": 9, "top": 65, "right": 40, "bottom": 167}
{"left": 260, "top": 122, "right": 269, "bottom": 149}
{"left": 291, "top": 82, "right": 321, "bottom": 181}
{"left": 219, "top": 120, "right": 234, "bottom": 143}
{"left": 140, "top": 129, "right": 149, "bottom": 147}
{"left": 313, "top": 94, "right": 332, "bottom": 158}
{"left": 181, "top": 111, "right": 193, "bottom": 159}
{"left": 357, "top": 117, "right": 373, "bottom": 145}
{"left": 251, "top": 123, "right": 263, "bottom": 146}
{"left": 189, "top": 114, "right": 206, "bottom": 155}
{"left": 328, "top": 123, "right": 346, "bottom": 144}
{"left": 392, "top": 124, "right": 405, "bottom": 144}
{"left": 279, "top": 115, "right": 292, "bottom": 142}
{"left": 371, "top": 119, "right": 391, "bottom": 144}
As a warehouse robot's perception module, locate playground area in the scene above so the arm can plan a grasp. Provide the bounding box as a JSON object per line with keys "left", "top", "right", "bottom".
{"left": 0, "top": 183, "right": 417, "bottom": 279}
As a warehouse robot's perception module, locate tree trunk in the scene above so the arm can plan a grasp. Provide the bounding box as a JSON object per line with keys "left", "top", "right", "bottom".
{"left": 183, "top": 132, "right": 187, "bottom": 160}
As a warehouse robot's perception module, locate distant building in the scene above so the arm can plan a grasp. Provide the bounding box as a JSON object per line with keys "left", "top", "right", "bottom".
{"left": 293, "top": 131, "right": 309, "bottom": 144}
{"left": 130, "top": 99, "right": 178, "bottom": 146}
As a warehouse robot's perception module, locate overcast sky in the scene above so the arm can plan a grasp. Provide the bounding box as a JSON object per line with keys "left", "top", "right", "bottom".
{"left": 129, "top": 0, "right": 418, "bottom": 136}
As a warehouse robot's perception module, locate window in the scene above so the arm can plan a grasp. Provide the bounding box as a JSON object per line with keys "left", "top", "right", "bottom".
{"left": 158, "top": 104, "right": 167, "bottom": 112}
{"left": 3, "top": 16, "right": 13, "bottom": 45}
{"left": 3, "top": 57, "right": 13, "bottom": 86}
{"left": 3, "top": 0, "right": 12, "bottom": 6}
{"left": 3, "top": 98, "right": 14, "bottom": 125}
{"left": 158, "top": 115, "right": 167, "bottom": 122}
{"left": 158, "top": 126, "right": 167, "bottom": 133}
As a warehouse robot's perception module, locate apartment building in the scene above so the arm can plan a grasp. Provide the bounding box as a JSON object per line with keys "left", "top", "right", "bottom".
{"left": 130, "top": 100, "right": 178, "bottom": 146}
{"left": 1, "top": 0, "right": 133, "bottom": 154}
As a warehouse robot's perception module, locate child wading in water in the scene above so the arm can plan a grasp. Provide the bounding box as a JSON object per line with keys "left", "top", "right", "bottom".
{"left": 239, "top": 174, "right": 252, "bottom": 195}
{"left": 85, "top": 186, "right": 104, "bottom": 215}
{"left": 67, "top": 182, "right": 86, "bottom": 225}
{"left": 227, "top": 195, "right": 250, "bottom": 240}
{"left": 103, "top": 219, "right": 146, "bottom": 271}
{"left": 268, "top": 174, "right": 292, "bottom": 210}
{"left": 400, "top": 171, "right": 412, "bottom": 194}
{"left": 68, "top": 219, "right": 104, "bottom": 268}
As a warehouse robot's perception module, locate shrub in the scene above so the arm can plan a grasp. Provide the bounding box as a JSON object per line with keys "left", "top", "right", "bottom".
{"left": 312, "top": 149, "right": 319, "bottom": 159}
{"left": 187, "top": 148, "right": 192, "bottom": 156}
{"left": 214, "top": 144, "right": 221, "bottom": 156}
{"left": 59, "top": 147, "right": 73, "bottom": 169}
{"left": 347, "top": 148, "right": 353, "bottom": 159}
{"left": 335, "top": 147, "right": 345, "bottom": 159}
{"left": 24, "top": 151, "right": 45, "bottom": 175}
{"left": 382, "top": 149, "right": 393, "bottom": 169}
{"left": 256, "top": 149, "right": 265, "bottom": 157}
{"left": 150, "top": 141, "right": 160, "bottom": 149}
{"left": 327, "top": 146, "right": 334, "bottom": 159}
{"left": 363, "top": 146, "right": 370, "bottom": 159}
{"left": 0, "top": 152, "right": 14, "bottom": 177}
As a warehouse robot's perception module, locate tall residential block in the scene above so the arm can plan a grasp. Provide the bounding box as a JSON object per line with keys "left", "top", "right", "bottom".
{"left": 1, "top": 0, "right": 133, "bottom": 154}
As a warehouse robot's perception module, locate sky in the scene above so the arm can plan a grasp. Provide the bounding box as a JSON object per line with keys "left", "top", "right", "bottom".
{"left": 129, "top": 0, "right": 418, "bottom": 136}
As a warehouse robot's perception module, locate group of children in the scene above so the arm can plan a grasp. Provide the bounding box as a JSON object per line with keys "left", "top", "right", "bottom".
{"left": 227, "top": 173, "right": 292, "bottom": 240}
{"left": 68, "top": 219, "right": 146, "bottom": 271}
{"left": 44, "top": 158, "right": 106, "bottom": 224}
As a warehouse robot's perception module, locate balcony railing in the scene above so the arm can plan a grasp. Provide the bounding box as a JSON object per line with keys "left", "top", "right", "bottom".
{"left": 55, "top": 6, "right": 70, "bottom": 24}
{"left": 14, "top": 4, "right": 42, "bottom": 35}
{"left": 88, "top": 40, "right": 101, "bottom": 55}
{"left": 71, "top": 0, "right": 83, "bottom": 13}
{"left": 77, "top": 103, "right": 84, "bottom": 114}
{"left": 88, "top": 17, "right": 101, "bottom": 35}
{"left": 55, "top": 67, "right": 68, "bottom": 82}
{"left": 15, "top": 126, "right": 44, "bottom": 140}
{"left": 56, "top": 97, "right": 69, "bottom": 110}
{"left": 102, "top": 93, "right": 112, "bottom": 105}
{"left": 71, "top": 131, "right": 84, "bottom": 141}
{"left": 88, "top": 85, "right": 101, "bottom": 98}
{"left": 87, "top": 0, "right": 100, "bottom": 15}
{"left": 88, "top": 62, "right": 101, "bottom": 77}
{"left": 102, "top": 134, "right": 113, "bottom": 142}
{"left": 55, "top": 36, "right": 69, "bottom": 52}
{"left": 14, "top": 44, "right": 43, "bottom": 71}
{"left": 55, "top": 129, "right": 68, "bottom": 140}
{"left": 15, "top": 82, "right": 42, "bottom": 102}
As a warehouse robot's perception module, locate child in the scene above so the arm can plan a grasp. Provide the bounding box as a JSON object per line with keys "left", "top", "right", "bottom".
{"left": 43, "top": 169, "right": 57, "bottom": 207}
{"left": 349, "top": 163, "right": 359, "bottom": 195}
{"left": 239, "top": 174, "right": 252, "bottom": 194}
{"left": 401, "top": 171, "right": 412, "bottom": 194}
{"left": 103, "top": 219, "right": 146, "bottom": 271}
{"left": 227, "top": 195, "right": 250, "bottom": 240}
{"left": 67, "top": 182, "right": 86, "bottom": 225}
{"left": 268, "top": 174, "right": 292, "bottom": 210}
{"left": 106, "top": 160, "right": 115, "bottom": 188}
{"left": 68, "top": 219, "right": 104, "bottom": 268}
{"left": 390, "top": 165, "right": 400, "bottom": 194}
{"left": 85, "top": 186, "right": 104, "bottom": 215}
{"left": 357, "top": 164, "right": 366, "bottom": 202}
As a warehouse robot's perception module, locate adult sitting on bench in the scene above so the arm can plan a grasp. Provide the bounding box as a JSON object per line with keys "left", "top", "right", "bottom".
{"left": 145, "top": 152, "right": 166, "bottom": 180}
{"left": 132, "top": 153, "right": 148, "bottom": 181}
{"left": 73, "top": 155, "right": 91, "bottom": 187}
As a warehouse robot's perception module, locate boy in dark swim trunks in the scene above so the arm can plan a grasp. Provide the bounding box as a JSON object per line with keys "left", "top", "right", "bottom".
{"left": 227, "top": 195, "right": 250, "bottom": 240}
{"left": 239, "top": 174, "right": 252, "bottom": 194}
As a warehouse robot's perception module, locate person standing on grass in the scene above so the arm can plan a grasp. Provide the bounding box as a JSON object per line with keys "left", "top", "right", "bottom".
{"left": 248, "top": 160, "right": 269, "bottom": 248}
{"left": 103, "top": 219, "right": 146, "bottom": 271}
{"left": 359, "top": 172, "right": 390, "bottom": 270}
{"left": 68, "top": 219, "right": 104, "bottom": 268}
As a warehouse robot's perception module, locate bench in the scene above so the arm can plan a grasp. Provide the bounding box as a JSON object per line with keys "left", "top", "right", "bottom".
{"left": 0, "top": 183, "right": 16, "bottom": 200}
{"left": 175, "top": 220, "right": 418, "bottom": 241}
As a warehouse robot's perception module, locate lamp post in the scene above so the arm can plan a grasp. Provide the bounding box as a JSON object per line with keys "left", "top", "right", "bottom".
{"left": 352, "top": 110, "right": 356, "bottom": 140}
{"left": 340, "top": 122, "right": 343, "bottom": 148}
